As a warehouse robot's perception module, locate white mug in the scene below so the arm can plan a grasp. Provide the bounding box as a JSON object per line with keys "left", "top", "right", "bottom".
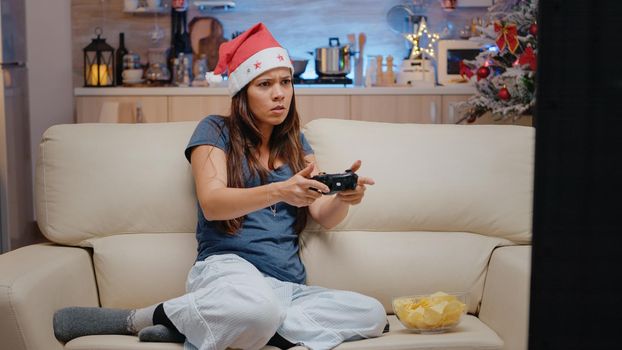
{"left": 124, "top": 0, "right": 139, "bottom": 11}
{"left": 122, "top": 69, "right": 143, "bottom": 82}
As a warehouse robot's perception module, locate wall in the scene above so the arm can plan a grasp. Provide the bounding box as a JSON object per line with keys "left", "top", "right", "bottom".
{"left": 3, "top": 0, "right": 75, "bottom": 250}
{"left": 26, "top": 0, "right": 75, "bottom": 179}
{"left": 71, "top": 0, "right": 488, "bottom": 86}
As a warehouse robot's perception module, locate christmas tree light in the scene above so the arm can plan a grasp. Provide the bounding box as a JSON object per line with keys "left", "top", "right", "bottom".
{"left": 404, "top": 17, "right": 440, "bottom": 59}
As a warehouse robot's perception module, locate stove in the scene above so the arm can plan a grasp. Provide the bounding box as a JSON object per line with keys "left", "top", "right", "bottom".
{"left": 294, "top": 76, "right": 353, "bottom": 86}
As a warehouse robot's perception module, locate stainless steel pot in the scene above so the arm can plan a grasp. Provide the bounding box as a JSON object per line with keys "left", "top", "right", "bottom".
{"left": 313, "top": 37, "right": 352, "bottom": 76}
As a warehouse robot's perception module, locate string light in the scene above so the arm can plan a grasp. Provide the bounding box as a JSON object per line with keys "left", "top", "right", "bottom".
{"left": 403, "top": 17, "right": 440, "bottom": 59}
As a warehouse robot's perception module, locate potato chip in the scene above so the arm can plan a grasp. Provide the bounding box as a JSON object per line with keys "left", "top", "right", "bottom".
{"left": 393, "top": 291, "right": 466, "bottom": 332}
{"left": 423, "top": 306, "right": 443, "bottom": 326}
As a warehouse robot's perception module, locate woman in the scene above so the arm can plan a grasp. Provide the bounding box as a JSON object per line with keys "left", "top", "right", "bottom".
{"left": 53, "top": 23, "right": 386, "bottom": 350}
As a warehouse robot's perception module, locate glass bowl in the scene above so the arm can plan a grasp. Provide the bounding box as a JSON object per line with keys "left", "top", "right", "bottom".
{"left": 392, "top": 291, "right": 467, "bottom": 334}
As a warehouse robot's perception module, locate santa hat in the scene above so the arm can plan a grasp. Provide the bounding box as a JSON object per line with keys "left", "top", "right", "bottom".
{"left": 214, "top": 22, "right": 293, "bottom": 96}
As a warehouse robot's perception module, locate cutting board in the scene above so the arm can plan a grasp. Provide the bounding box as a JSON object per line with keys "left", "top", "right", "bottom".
{"left": 189, "top": 16, "right": 227, "bottom": 71}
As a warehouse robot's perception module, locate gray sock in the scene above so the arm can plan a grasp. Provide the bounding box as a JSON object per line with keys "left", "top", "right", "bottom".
{"left": 53, "top": 307, "right": 132, "bottom": 343}
{"left": 138, "top": 324, "right": 186, "bottom": 343}
{"left": 53, "top": 304, "right": 158, "bottom": 343}
{"left": 127, "top": 304, "right": 157, "bottom": 333}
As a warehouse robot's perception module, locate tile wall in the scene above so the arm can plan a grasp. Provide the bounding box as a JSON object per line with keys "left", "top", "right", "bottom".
{"left": 71, "top": 0, "right": 487, "bottom": 86}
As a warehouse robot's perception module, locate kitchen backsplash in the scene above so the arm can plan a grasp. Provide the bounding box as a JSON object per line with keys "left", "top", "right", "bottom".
{"left": 71, "top": 0, "right": 487, "bottom": 87}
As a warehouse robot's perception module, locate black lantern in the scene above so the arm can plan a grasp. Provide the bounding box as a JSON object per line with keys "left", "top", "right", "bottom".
{"left": 83, "top": 27, "right": 114, "bottom": 87}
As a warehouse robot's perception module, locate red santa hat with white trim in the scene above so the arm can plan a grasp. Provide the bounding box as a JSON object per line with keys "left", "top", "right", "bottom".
{"left": 213, "top": 22, "right": 293, "bottom": 96}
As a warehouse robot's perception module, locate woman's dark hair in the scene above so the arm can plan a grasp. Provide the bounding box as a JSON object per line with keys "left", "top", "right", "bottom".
{"left": 217, "top": 86, "right": 308, "bottom": 235}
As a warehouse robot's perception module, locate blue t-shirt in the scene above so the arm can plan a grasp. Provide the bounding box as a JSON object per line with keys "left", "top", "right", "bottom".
{"left": 185, "top": 115, "right": 314, "bottom": 284}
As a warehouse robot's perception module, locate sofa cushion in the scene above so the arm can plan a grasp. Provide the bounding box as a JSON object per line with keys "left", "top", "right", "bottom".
{"left": 300, "top": 230, "right": 511, "bottom": 313}
{"left": 479, "top": 245, "right": 531, "bottom": 350}
{"left": 36, "top": 122, "right": 199, "bottom": 246}
{"left": 87, "top": 233, "right": 197, "bottom": 309}
{"left": 63, "top": 316, "right": 502, "bottom": 350}
{"left": 89, "top": 230, "right": 509, "bottom": 311}
{"left": 303, "top": 119, "right": 534, "bottom": 244}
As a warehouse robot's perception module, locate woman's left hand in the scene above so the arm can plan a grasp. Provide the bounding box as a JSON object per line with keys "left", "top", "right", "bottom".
{"left": 336, "top": 160, "right": 375, "bottom": 205}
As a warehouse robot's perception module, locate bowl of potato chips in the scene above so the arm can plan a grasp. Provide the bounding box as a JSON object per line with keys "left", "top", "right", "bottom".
{"left": 392, "top": 291, "right": 467, "bottom": 334}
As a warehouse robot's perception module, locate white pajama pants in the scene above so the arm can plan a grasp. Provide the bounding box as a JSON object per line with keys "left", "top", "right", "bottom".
{"left": 163, "top": 254, "right": 387, "bottom": 350}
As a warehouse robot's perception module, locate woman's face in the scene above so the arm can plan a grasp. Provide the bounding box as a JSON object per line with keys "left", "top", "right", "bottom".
{"left": 246, "top": 67, "right": 293, "bottom": 130}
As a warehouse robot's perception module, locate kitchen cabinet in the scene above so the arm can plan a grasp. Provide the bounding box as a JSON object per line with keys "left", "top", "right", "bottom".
{"left": 168, "top": 96, "right": 231, "bottom": 122}
{"left": 296, "top": 95, "right": 350, "bottom": 125}
{"left": 167, "top": 96, "right": 348, "bottom": 124}
{"left": 441, "top": 95, "right": 472, "bottom": 124}
{"left": 350, "top": 95, "right": 442, "bottom": 124}
{"left": 76, "top": 96, "right": 168, "bottom": 123}
{"left": 74, "top": 86, "right": 479, "bottom": 125}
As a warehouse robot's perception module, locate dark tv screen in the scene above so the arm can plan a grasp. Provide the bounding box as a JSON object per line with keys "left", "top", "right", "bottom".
{"left": 447, "top": 49, "right": 481, "bottom": 74}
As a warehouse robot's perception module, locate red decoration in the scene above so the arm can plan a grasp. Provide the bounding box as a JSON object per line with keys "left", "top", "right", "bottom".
{"left": 529, "top": 23, "right": 538, "bottom": 37}
{"left": 467, "top": 114, "right": 477, "bottom": 123}
{"left": 498, "top": 87, "right": 511, "bottom": 101}
{"left": 494, "top": 21, "right": 519, "bottom": 53}
{"left": 439, "top": 0, "right": 457, "bottom": 11}
{"left": 518, "top": 46, "right": 537, "bottom": 71}
{"left": 476, "top": 66, "right": 490, "bottom": 81}
{"left": 459, "top": 60, "right": 474, "bottom": 80}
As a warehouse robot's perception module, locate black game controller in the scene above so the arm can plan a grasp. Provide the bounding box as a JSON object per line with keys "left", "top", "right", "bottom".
{"left": 311, "top": 169, "right": 359, "bottom": 195}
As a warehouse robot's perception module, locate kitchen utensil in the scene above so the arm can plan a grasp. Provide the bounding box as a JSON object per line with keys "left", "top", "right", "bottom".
{"left": 347, "top": 33, "right": 360, "bottom": 85}
{"left": 347, "top": 33, "right": 356, "bottom": 47}
{"left": 313, "top": 37, "right": 352, "bottom": 77}
{"left": 190, "top": 16, "right": 227, "bottom": 71}
{"left": 386, "top": 4, "right": 427, "bottom": 59}
{"left": 356, "top": 33, "right": 366, "bottom": 86}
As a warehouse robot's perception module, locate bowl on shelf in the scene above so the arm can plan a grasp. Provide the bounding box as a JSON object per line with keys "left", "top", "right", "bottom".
{"left": 392, "top": 291, "right": 467, "bottom": 334}
{"left": 291, "top": 58, "right": 308, "bottom": 77}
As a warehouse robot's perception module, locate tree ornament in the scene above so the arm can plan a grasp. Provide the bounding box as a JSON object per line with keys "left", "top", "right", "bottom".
{"left": 459, "top": 60, "right": 474, "bottom": 80}
{"left": 529, "top": 22, "right": 538, "bottom": 37}
{"left": 518, "top": 45, "right": 537, "bottom": 70}
{"left": 467, "top": 114, "right": 477, "bottom": 123}
{"left": 494, "top": 21, "right": 519, "bottom": 53}
{"left": 476, "top": 66, "right": 490, "bottom": 80}
{"left": 498, "top": 86, "right": 511, "bottom": 101}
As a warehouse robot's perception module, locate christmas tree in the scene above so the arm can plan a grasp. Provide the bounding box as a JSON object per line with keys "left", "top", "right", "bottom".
{"left": 457, "top": 0, "right": 538, "bottom": 123}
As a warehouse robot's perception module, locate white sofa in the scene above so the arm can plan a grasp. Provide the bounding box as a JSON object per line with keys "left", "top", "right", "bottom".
{"left": 0, "top": 118, "right": 534, "bottom": 350}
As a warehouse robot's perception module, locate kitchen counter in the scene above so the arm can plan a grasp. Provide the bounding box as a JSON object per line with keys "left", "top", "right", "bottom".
{"left": 74, "top": 84, "right": 477, "bottom": 125}
{"left": 74, "top": 85, "right": 476, "bottom": 96}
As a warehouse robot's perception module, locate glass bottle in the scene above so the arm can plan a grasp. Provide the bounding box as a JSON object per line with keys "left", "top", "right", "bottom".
{"left": 115, "top": 32, "right": 129, "bottom": 85}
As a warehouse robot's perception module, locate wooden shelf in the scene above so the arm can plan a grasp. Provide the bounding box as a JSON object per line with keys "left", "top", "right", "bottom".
{"left": 123, "top": 6, "right": 168, "bottom": 16}
{"left": 193, "top": 1, "right": 236, "bottom": 11}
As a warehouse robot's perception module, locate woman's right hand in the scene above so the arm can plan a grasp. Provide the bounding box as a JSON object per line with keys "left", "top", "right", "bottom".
{"left": 276, "top": 163, "right": 330, "bottom": 207}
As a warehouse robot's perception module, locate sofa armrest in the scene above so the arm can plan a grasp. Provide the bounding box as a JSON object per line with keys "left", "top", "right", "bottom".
{"left": 478, "top": 245, "right": 531, "bottom": 350}
{"left": 0, "top": 244, "right": 99, "bottom": 350}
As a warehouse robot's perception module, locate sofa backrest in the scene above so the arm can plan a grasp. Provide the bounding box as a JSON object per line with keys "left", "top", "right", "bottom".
{"left": 302, "top": 119, "right": 534, "bottom": 243}
{"left": 35, "top": 119, "right": 534, "bottom": 311}
{"left": 36, "top": 122, "right": 198, "bottom": 245}
{"left": 299, "top": 119, "right": 534, "bottom": 312}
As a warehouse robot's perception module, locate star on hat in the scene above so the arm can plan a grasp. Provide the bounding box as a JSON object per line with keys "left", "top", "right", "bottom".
{"left": 213, "top": 22, "right": 293, "bottom": 96}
